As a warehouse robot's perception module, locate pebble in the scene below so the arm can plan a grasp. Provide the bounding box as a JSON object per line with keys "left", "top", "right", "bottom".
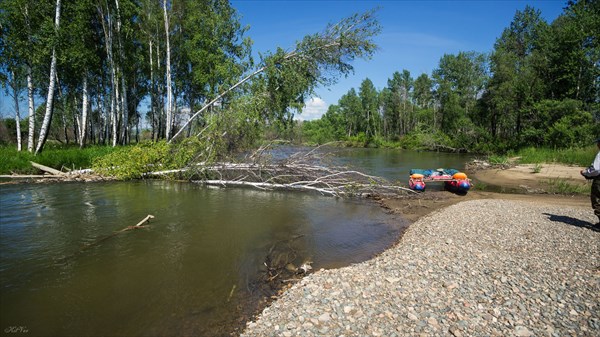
{"left": 241, "top": 200, "right": 600, "bottom": 337}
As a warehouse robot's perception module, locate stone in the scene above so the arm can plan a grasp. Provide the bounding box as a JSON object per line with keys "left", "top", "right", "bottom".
{"left": 515, "top": 326, "right": 533, "bottom": 337}
{"left": 318, "top": 313, "right": 331, "bottom": 322}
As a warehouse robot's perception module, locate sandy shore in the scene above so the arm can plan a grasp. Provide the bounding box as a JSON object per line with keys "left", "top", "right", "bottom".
{"left": 471, "top": 163, "right": 589, "bottom": 191}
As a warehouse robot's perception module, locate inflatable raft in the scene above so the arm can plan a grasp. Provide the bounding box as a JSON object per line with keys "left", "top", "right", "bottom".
{"left": 409, "top": 168, "right": 471, "bottom": 193}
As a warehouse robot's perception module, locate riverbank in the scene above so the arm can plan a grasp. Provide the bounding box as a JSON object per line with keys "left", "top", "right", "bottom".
{"left": 241, "top": 162, "right": 599, "bottom": 336}
{"left": 241, "top": 196, "right": 599, "bottom": 336}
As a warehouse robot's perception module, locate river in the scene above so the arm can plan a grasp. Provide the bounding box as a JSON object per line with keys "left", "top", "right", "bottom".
{"left": 0, "top": 147, "right": 473, "bottom": 336}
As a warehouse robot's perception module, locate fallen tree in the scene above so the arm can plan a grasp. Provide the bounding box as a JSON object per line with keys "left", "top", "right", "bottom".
{"left": 11, "top": 147, "right": 415, "bottom": 198}
{"left": 148, "top": 144, "right": 416, "bottom": 197}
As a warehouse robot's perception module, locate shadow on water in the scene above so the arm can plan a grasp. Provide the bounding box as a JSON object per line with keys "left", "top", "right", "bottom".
{"left": 542, "top": 213, "right": 600, "bottom": 232}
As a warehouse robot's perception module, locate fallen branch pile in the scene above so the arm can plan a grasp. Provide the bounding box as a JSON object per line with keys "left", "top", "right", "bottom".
{"left": 3, "top": 146, "right": 415, "bottom": 198}
{"left": 152, "top": 144, "right": 416, "bottom": 197}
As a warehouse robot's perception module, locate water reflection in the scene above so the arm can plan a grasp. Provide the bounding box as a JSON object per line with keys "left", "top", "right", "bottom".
{"left": 0, "top": 180, "right": 404, "bottom": 336}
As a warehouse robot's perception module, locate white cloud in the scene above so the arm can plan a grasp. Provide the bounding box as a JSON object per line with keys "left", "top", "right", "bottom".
{"left": 295, "top": 97, "right": 328, "bottom": 121}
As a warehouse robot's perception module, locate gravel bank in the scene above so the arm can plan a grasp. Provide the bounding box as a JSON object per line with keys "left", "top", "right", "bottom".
{"left": 242, "top": 199, "right": 600, "bottom": 337}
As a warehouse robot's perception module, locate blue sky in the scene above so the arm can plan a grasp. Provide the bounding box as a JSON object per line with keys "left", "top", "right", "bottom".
{"left": 0, "top": 0, "right": 566, "bottom": 122}
{"left": 232, "top": 0, "right": 566, "bottom": 120}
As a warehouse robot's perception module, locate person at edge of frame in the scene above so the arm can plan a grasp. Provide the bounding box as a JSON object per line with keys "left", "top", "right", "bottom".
{"left": 580, "top": 137, "right": 600, "bottom": 227}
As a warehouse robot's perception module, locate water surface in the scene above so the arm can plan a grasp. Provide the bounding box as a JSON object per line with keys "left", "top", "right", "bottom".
{"left": 0, "top": 180, "right": 403, "bottom": 336}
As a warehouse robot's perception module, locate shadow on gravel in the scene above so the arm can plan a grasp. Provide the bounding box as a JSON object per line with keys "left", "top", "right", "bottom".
{"left": 542, "top": 213, "right": 600, "bottom": 232}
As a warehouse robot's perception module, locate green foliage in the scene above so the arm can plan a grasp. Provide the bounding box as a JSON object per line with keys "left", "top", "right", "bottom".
{"left": 541, "top": 178, "right": 590, "bottom": 195}
{"left": 92, "top": 140, "right": 202, "bottom": 179}
{"left": 512, "top": 146, "right": 596, "bottom": 166}
{"left": 0, "top": 145, "right": 118, "bottom": 175}
{"left": 488, "top": 155, "right": 510, "bottom": 166}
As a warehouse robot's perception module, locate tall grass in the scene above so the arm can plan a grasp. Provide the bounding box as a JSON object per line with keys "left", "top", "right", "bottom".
{"left": 0, "top": 145, "right": 119, "bottom": 175}
{"left": 512, "top": 146, "right": 596, "bottom": 166}
{"left": 542, "top": 178, "right": 590, "bottom": 195}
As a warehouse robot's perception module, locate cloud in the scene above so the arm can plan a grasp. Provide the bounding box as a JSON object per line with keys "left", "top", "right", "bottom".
{"left": 295, "top": 97, "right": 328, "bottom": 121}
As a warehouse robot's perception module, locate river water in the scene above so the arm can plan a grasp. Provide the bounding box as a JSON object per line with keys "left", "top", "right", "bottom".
{"left": 0, "top": 148, "right": 472, "bottom": 336}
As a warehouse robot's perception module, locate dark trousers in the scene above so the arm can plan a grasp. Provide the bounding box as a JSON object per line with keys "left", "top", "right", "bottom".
{"left": 592, "top": 178, "right": 600, "bottom": 222}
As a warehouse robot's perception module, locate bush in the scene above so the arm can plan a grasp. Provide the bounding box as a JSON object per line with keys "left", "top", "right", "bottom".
{"left": 92, "top": 140, "right": 201, "bottom": 179}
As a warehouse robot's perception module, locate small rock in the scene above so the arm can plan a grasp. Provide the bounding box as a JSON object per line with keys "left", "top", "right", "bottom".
{"left": 318, "top": 313, "right": 331, "bottom": 322}
{"left": 449, "top": 325, "right": 463, "bottom": 337}
{"left": 515, "top": 326, "right": 533, "bottom": 337}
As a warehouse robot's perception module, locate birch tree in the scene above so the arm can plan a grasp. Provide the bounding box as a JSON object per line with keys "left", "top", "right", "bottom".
{"left": 35, "top": 0, "right": 61, "bottom": 154}
{"left": 163, "top": 0, "right": 173, "bottom": 140}
{"left": 171, "top": 9, "right": 381, "bottom": 142}
{"left": 9, "top": 71, "right": 23, "bottom": 151}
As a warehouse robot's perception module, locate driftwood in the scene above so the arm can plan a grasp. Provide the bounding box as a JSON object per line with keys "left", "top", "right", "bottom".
{"left": 30, "top": 161, "right": 66, "bottom": 175}
{"left": 82, "top": 214, "right": 155, "bottom": 250}
{"left": 55, "top": 215, "right": 156, "bottom": 264}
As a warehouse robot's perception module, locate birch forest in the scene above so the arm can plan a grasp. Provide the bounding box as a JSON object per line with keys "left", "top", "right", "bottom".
{"left": 1, "top": 0, "right": 381, "bottom": 155}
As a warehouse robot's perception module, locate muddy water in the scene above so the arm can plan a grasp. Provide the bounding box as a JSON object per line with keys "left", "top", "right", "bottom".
{"left": 0, "top": 180, "right": 404, "bottom": 336}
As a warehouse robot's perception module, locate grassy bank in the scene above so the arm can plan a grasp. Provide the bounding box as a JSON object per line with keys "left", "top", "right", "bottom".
{"left": 2, "top": 142, "right": 596, "bottom": 176}
{"left": 511, "top": 146, "right": 596, "bottom": 167}
{"left": 0, "top": 145, "right": 119, "bottom": 175}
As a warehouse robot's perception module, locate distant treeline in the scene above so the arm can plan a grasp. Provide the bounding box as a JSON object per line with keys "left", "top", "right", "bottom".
{"left": 301, "top": 2, "right": 599, "bottom": 153}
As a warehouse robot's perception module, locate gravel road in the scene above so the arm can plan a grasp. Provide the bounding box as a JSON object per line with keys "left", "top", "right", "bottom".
{"left": 241, "top": 199, "right": 600, "bottom": 337}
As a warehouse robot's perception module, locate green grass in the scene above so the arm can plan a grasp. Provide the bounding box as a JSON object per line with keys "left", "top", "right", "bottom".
{"left": 0, "top": 144, "right": 120, "bottom": 175}
{"left": 531, "top": 163, "right": 543, "bottom": 173}
{"left": 512, "top": 146, "right": 596, "bottom": 166}
{"left": 488, "top": 155, "right": 510, "bottom": 166}
{"left": 541, "top": 178, "right": 590, "bottom": 195}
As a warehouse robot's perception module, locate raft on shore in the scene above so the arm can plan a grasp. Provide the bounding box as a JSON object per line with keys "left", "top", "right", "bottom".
{"left": 409, "top": 168, "right": 471, "bottom": 193}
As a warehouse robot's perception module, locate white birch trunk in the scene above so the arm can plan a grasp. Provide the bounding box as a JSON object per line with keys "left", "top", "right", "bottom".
{"left": 99, "top": 2, "right": 118, "bottom": 147}
{"left": 11, "top": 71, "right": 22, "bottom": 151}
{"left": 27, "top": 63, "right": 35, "bottom": 152}
{"left": 115, "top": 0, "right": 128, "bottom": 145}
{"left": 112, "top": 74, "right": 119, "bottom": 146}
{"left": 35, "top": 0, "right": 61, "bottom": 155}
{"left": 156, "top": 37, "right": 163, "bottom": 139}
{"left": 149, "top": 39, "right": 156, "bottom": 140}
{"left": 163, "top": 0, "right": 173, "bottom": 140}
{"left": 24, "top": 6, "right": 35, "bottom": 152}
{"left": 120, "top": 72, "right": 128, "bottom": 144}
{"left": 80, "top": 73, "right": 89, "bottom": 147}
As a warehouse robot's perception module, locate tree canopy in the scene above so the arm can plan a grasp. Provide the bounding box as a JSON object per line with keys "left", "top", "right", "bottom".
{"left": 303, "top": 0, "right": 599, "bottom": 152}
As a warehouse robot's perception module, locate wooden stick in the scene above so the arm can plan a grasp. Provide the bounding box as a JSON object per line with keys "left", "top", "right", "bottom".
{"left": 56, "top": 215, "right": 158, "bottom": 263}
{"left": 133, "top": 214, "right": 155, "bottom": 227}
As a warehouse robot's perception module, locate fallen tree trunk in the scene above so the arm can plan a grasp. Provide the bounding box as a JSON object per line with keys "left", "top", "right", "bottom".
{"left": 199, "top": 179, "right": 340, "bottom": 196}
{"left": 0, "top": 174, "right": 64, "bottom": 179}
{"left": 30, "top": 161, "right": 65, "bottom": 175}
